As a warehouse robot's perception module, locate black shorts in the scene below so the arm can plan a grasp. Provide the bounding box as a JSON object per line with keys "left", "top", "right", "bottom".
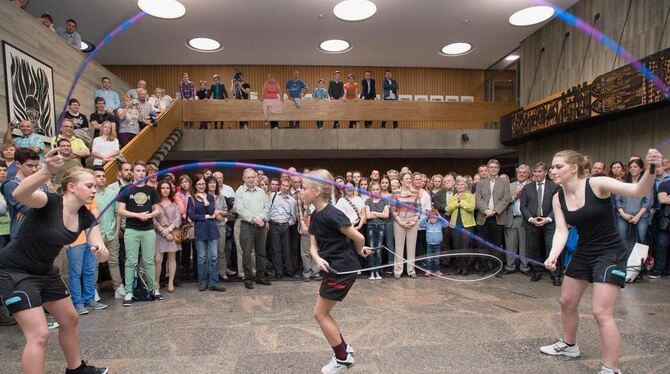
{"left": 0, "top": 269, "right": 69, "bottom": 315}
{"left": 319, "top": 274, "right": 357, "bottom": 302}
{"left": 564, "top": 250, "right": 628, "bottom": 288}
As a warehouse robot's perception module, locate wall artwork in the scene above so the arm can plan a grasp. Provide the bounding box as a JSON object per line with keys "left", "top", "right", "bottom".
{"left": 3, "top": 41, "right": 56, "bottom": 137}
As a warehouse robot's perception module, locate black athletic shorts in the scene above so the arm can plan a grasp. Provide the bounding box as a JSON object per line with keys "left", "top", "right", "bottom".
{"left": 0, "top": 269, "right": 69, "bottom": 315}
{"left": 564, "top": 250, "right": 628, "bottom": 288}
{"left": 319, "top": 273, "right": 357, "bottom": 301}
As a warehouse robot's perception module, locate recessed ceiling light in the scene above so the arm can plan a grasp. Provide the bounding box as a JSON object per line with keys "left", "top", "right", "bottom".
{"left": 319, "top": 39, "right": 351, "bottom": 53}
{"left": 187, "top": 37, "right": 222, "bottom": 52}
{"left": 505, "top": 55, "right": 520, "bottom": 61}
{"left": 509, "top": 6, "right": 554, "bottom": 26}
{"left": 333, "top": 0, "right": 377, "bottom": 22}
{"left": 80, "top": 40, "right": 95, "bottom": 53}
{"left": 138, "top": 0, "right": 186, "bottom": 19}
{"left": 440, "top": 42, "right": 473, "bottom": 56}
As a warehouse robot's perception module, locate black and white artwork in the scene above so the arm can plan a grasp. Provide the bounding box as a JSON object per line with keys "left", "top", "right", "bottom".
{"left": 3, "top": 41, "right": 55, "bottom": 137}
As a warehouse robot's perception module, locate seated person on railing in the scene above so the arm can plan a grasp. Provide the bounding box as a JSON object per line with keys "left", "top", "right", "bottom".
{"left": 148, "top": 87, "right": 172, "bottom": 114}
{"left": 91, "top": 121, "right": 120, "bottom": 167}
{"left": 343, "top": 74, "right": 359, "bottom": 128}
{"left": 50, "top": 119, "right": 90, "bottom": 164}
{"left": 261, "top": 74, "right": 283, "bottom": 129}
{"left": 312, "top": 79, "right": 330, "bottom": 129}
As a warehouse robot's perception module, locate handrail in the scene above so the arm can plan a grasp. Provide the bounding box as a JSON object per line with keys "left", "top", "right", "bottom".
{"left": 103, "top": 99, "right": 182, "bottom": 183}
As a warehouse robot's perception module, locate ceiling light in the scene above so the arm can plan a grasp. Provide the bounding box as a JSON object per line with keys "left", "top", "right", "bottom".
{"left": 509, "top": 6, "right": 555, "bottom": 26}
{"left": 80, "top": 40, "right": 95, "bottom": 53}
{"left": 333, "top": 0, "right": 377, "bottom": 22}
{"left": 138, "top": 0, "right": 186, "bottom": 19}
{"left": 319, "top": 39, "right": 351, "bottom": 53}
{"left": 187, "top": 37, "right": 222, "bottom": 52}
{"left": 440, "top": 42, "right": 472, "bottom": 56}
{"left": 505, "top": 55, "right": 520, "bottom": 61}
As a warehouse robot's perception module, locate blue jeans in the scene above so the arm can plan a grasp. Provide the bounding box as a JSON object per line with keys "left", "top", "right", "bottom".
{"left": 616, "top": 215, "right": 650, "bottom": 244}
{"left": 426, "top": 243, "right": 441, "bottom": 272}
{"left": 651, "top": 229, "right": 670, "bottom": 276}
{"left": 384, "top": 219, "right": 395, "bottom": 265}
{"left": 367, "top": 225, "right": 385, "bottom": 269}
{"left": 67, "top": 244, "right": 97, "bottom": 306}
{"left": 195, "top": 239, "right": 219, "bottom": 287}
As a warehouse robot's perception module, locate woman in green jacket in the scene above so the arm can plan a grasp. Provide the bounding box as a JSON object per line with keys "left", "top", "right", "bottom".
{"left": 446, "top": 176, "right": 476, "bottom": 275}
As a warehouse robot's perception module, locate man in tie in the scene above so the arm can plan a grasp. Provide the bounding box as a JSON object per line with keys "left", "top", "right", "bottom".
{"left": 360, "top": 70, "right": 376, "bottom": 128}
{"left": 521, "top": 162, "right": 562, "bottom": 285}
{"left": 503, "top": 164, "right": 531, "bottom": 275}
{"left": 475, "top": 159, "right": 511, "bottom": 277}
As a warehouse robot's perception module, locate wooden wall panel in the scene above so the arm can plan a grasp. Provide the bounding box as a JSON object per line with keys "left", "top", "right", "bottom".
{"left": 106, "top": 64, "right": 495, "bottom": 129}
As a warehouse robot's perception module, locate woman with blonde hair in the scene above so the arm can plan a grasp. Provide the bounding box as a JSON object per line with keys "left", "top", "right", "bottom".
{"left": 540, "top": 149, "right": 662, "bottom": 374}
{"left": 391, "top": 171, "right": 421, "bottom": 278}
{"left": 91, "top": 121, "right": 120, "bottom": 166}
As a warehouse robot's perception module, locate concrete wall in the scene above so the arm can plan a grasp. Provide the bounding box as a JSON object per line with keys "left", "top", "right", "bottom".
{"left": 520, "top": 0, "right": 670, "bottom": 105}
{"left": 0, "top": 2, "right": 130, "bottom": 135}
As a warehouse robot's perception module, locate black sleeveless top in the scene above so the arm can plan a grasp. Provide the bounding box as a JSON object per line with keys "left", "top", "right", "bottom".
{"left": 558, "top": 178, "right": 625, "bottom": 256}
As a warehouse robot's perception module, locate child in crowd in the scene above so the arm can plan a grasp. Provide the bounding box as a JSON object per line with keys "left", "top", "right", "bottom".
{"left": 419, "top": 209, "right": 447, "bottom": 276}
{"left": 302, "top": 169, "right": 371, "bottom": 374}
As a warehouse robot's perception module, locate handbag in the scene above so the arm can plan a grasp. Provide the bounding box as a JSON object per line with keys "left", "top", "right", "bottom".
{"left": 181, "top": 197, "right": 196, "bottom": 241}
{"left": 158, "top": 203, "right": 182, "bottom": 243}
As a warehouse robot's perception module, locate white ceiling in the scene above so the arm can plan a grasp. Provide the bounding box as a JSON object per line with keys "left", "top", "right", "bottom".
{"left": 26, "top": 0, "right": 579, "bottom": 68}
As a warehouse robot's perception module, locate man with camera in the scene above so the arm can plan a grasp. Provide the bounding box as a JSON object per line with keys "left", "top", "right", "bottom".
{"left": 231, "top": 70, "right": 251, "bottom": 129}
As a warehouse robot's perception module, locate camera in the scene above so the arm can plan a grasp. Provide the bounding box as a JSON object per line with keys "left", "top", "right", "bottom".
{"left": 148, "top": 112, "right": 158, "bottom": 127}
{"left": 233, "top": 69, "right": 243, "bottom": 81}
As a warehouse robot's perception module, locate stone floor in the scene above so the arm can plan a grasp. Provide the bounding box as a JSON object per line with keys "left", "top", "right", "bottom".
{"left": 1, "top": 273, "right": 669, "bottom": 373}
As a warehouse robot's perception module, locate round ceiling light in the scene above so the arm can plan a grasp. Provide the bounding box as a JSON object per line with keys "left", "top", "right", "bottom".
{"left": 319, "top": 39, "right": 351, "bottom": 53}
{"left": 509, "top": 6, "right": 555, "bottom": 26}
{"left": 138, "top": 0, "right": 186, "bottom": 19}
{"left": 80, "top": 40, "right": 95, "bottom": 53}
{"left": 187, "top": 37, "right": 222, "bottom": 52}
{"left": 440, "top": 42, "right": 473, "bottom": 56}
{"left": 333, "top": 0, "right": 377, "bottom": 22}
{"left": 505, "top": 55, "right": 520, "bottom": 61}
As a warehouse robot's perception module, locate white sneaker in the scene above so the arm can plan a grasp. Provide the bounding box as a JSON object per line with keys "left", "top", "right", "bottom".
{"left": 375, "top": 272, "right": 382, "bottom": 280}
{"left": 540, "top": 339, "right": 580, "bottom": 357}
{"left": 321, "top": 351, "right": 354, "bottom": 374}
{"left": 94, "top": 289, "right": 101, "bottom": 302}
{"left": 597, "top": 366, "right": 621, "bottom": 374}
{"left": 369, "top": 274, "right": 375, "bottom": 280}
{"left": 114, "top": 285, "right": 126, "bottom": 299}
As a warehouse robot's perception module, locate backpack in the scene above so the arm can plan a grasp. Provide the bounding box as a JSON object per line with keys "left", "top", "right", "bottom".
{"left": 131, "top": 267, "right": 154, "bottom": 302}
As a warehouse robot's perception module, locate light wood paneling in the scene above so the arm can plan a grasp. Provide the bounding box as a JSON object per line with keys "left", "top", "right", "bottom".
{"left": 104, "top": 100, "right": 182, "bottom": 183}
{"left": 0, "top": 3, "right": 130, "bottom": 135}
{"left": 181, "top": 100, "right": 518, "bottom": 122}
{"left": 106, "top": 64, "right": 494, "bottom": 129}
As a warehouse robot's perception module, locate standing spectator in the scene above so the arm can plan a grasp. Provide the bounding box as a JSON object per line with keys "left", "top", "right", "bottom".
{"left": 413, "top": 172, "right": 432, "bottom": 264}
{"left": 328, "top": 71, "right": 344, "bottom": 128}
{"left": 38, "top": 13, "right": 55, "bottom": 31}
{"left": 268, "top": 179, "right": 298, "bottom": 279}
{"left": 50, "top": 139, "right": 82, "bottom": 186}
{"left": 94, "top": 77, "right": 121, "bottom": 112}
{"left": 56, "top": 19, "right": 82, "bottom": 49}
{"left": 50, "top": 119, "right": 90, "bottom": 163}
{"left": 364, "top": 181, "right": 389, "bottom": 280}
{"left": 196, "top": 81, "right": 211, "bottom": 129}
{"left": 61, "top": 98, "right": 89, "bottom": 131}
{"left": 179, "top": 73, "right": 195, "bottom": 129}
{"left": 387, "top": 169, "right": 399, "bottom": 181}
{"left": 154, "top": 181, "right": 181, "bottom": 293}
{"left": 91, "top": 121, "right": 120, "bottom": 166}
{"left": 136, "top": 88, "right": 154, "bottom": 126}
{"left": 89, "top": 97, "right": 117, "bottom": 138}
{"left": 609, "top": 161, "right": 625, "bottom": 180}
{"left": 380, "top": 176, "right": 395, "bottom": 268}
{"left": 176, "top": 175, "right": 196, "bottom": 281}
{"left": 419, "top": 209, "right": 448, "bottom": 276}
{"left": 391, "top": 171, "right": 420, "bottom": 278}
{"left": 381, "top": 70, "right": 399, "bottom": 128}
{"left": 360, "top": 70, "right": 376, "bottom": 128}
{"left": 370, "top": 170, "right": 381, "bottom": 184}
{"left": 4, "top": 120, "right": 45, "bottom": 164}
{"left": 591, "top": 161, "right": 606, "bottom": 177}
{"left": 428, "top": 174, "right": 443, "bottom": 202}
{"left": 312, "top": 79, "right": 330, "bottom": 129}
{"left": 447, "top": 176, "right": 476, "bottom": 275}
{"left": 650, "top": 161, "right": 670, "bottom": 279}
{"left": 433, "top": 173, "right": 454, "bottom": 257}
{"left": 188, "top": 175, "right": 226, "bottom": 292}
{"left": 1, "top": 142, "right": 17, "bottom": 180}
{"left": 148, "top": 88, "right": 172, "bottom": 114}
{"left": 232, "top": 72, "right": 251, "bottom": 129}
{"left": 126, "top": 80, "right": 147, "bottom": 101}
{"left": 504, "top": 164, "right": 531, "bottom": 275}
{"left": 236, "top": 168, "right": 272, "bottom": 289}
{"left": 615, "top": 159, "right": 652, "bottom": 244}
{"left": 210, "top": 74, "right": 229, "bottom": 101}
{"left": 521, "top": 162, "right": 561, "bottom": 284}
{"left": 93, "top": 167, "right": 124, "bottom": 299}
{"left": 117, "top": 161, "right": 162, "bottom": 306}
{"left": 335, "top": 183, "right": 366, "bottom": 232}
{"left": 261, "top": 74, "right": 283, "bottom": 129}
{"left": 209, "top": 176, "right": 229, "bottom": 280}
{"left": 343, "top": 74, "right": 359, "bottom": 128}
{"left": 117, "top": 96, "right": 141, "bottom": 147}
{"left": 285, "top": 70, "right": 308, "bottom": 128}
{"left": 0, "top": 161, "right": 9, "bottom": 249}
{"left": 474, "top": 159, "right": 510, "bottom": 276}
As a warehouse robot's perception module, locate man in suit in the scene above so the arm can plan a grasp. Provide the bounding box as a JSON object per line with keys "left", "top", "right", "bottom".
{"left": 381, "top": 70, "right": 399, "bottom": 129}
{"left": 521, "top": 162, "right": 562, "bottom": 285}
{"left": 504, "top": 164, "right": 531, "bottom": 275}
{"left": 433, "top": 173, "right": 456, "bottom": 256}
{"left": 360, "top": 70, "right": 376, "bottom": 128}
{"left": 475, "top": 159, "right": 511, "bottom": 277}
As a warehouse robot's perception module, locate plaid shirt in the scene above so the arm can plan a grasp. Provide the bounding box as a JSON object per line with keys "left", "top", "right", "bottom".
{"left": 179, "top": 81, "right": 195, "bottom": 99}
